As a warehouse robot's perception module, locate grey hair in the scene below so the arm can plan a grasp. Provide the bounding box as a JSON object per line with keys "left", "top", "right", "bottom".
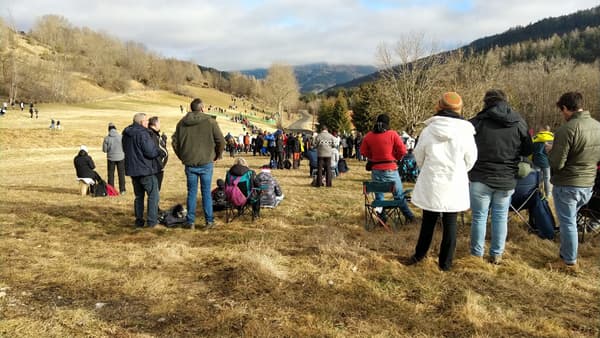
{"left": 133, "top": 112, "right": 147, "bottom": 124}
{"left": 233, "top": 157, "right": 248, "bottom": 167}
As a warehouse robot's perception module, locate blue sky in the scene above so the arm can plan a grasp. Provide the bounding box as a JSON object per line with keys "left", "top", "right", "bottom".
{"left": 3, "top": 0, "right": 598, "bottom": 70}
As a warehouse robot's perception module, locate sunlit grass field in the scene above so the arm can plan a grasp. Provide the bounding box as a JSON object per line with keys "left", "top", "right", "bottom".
{"left": 0, "top": 92, "right": 599, "bottom": 337}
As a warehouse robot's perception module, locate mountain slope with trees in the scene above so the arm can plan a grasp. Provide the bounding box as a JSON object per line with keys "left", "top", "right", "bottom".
{"left": 241, "top": 63, "right": 377, "bottom": 94}
{"left": 329, "top": 5, "right": 600, "bottom": 92}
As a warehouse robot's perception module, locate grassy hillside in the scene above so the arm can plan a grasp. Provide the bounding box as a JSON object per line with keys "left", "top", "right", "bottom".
{"left": 0, "top": 98, "right": 598, "bottom": 337}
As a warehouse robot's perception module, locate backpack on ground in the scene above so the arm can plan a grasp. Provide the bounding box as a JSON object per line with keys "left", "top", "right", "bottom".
{"left": 106, "top": 183, "right": 119, "bottom": 197}
{"left": 283, "top": 159, "right": 292, "bottom": 169}
{"left": 93, "top": 179, "right": 108, "bottom": 197}
{"left": 529, "top": 197, "right": 556, "bottom": 240}
{"left": 225, "top": 175, "right": 248, "bottom": 207}
{"left": 158, "top": 204, "right": 187, "bottom": 227}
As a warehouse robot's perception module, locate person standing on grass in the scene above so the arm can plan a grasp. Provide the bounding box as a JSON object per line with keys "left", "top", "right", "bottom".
{"left": 103, "top": 122, "right": 127, "bottom": 195}
{"left": 172, "top": 98, "right": 225, "bottom": 230}
{"left": 313, "top": 125, "right": 337, "bottom": 187}
{"left": 468, "top": 89, "right": 533, "bottom": 265}
{"left": 547, "top": 92, "right": 600, "bottom": 269}
{"left": 407, "top": 92, "right": 477, "bottom": 271}
{"left": 122, "top": 113, "right": 162, "bottom": 228}
{"left": 147, "top": 116, "right": 168, "bottom": 192}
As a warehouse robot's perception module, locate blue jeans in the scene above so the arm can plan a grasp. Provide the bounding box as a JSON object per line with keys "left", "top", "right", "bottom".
{"left": 534, "top": 166, "right": 552, "bottom": 197}
{"left": 470, "top": 181, "right": 514, "bottom": 257}
{"left": 131, "top": 175, "right": 159, "bottom": 226}
{"left": 371, "top": 169, "right": 413, "bottom": 219}
{"left": 553, "top": 185, "right": 592, "bottom": 265}
{"left": 185, "top": 163, "right": 214, "bottom": 224}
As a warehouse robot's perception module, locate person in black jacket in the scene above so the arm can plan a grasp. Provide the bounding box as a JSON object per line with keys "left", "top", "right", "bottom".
{"left": 148, "top": 116, "right": 168, "bottom": 191}
{"left": 74, "top": 145, "right": 101, "bottom": 182}
{"left": 469, "top": 89, "right": 533, "bottom": 265}
{"left": 275, "top": 133, "right": 285, "bottom": 169}
{"left": 122, "top": 113, "right": 162, "bottom": 228}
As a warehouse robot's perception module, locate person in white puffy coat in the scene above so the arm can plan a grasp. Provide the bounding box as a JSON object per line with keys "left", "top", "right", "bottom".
{"left": 407, "top": 92, "right": 478, "bottom": 271}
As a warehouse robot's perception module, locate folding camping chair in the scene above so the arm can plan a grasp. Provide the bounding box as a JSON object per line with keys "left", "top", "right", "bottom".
{"left": 224, "top": 170, "right": 261, "bottom": 223}
{"left": 577, "top": 193, "right": 600, "bottom": 243}
{"left": 363, "top": 181, "right": 411, "bottom": 232}
{"left": 577, "top": 167, "right": 600, "bottom": 242}
{"left": 510, "top": 170, "right": 541, "bottom": 233}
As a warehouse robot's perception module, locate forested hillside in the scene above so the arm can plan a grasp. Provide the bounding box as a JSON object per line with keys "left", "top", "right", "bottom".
{"left": 330, "top": 5, "right": 600, "bottom": 91}
{"left": 468, "top": 5, "right": 600, "bottom": 61}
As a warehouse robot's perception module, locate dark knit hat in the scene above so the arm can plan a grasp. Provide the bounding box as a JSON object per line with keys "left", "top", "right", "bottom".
{"left": 483, "top": 89, "right": 507, "bottom": 107}
{"left": 436, "top": 92, "right": 463, "bottom": 113}
{"left": 373, "top": 114, "right": 390, "bottom": 133}
{"left": 376, "top": 114, "right": 390, "bottom": 125}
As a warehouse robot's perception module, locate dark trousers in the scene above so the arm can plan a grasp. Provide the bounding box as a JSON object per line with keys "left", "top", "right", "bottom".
{"left": 276, "top": 151, "right": 284, "bottom": 169}
{"left": 132, "top": 175, "right": 159, "bottom": 227}
{"left": 107, "top": 159, "right": 126, "bottom": 193}
{"left": 317, "top": 156, "right": 332, "bottom": 187}
{"left": 414, "top": 210, "right": 458, "bottom": 271}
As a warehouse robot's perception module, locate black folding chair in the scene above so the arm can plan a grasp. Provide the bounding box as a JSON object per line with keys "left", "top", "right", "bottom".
{"left": 577, "top": 193, "right": 600, "bottom": 243}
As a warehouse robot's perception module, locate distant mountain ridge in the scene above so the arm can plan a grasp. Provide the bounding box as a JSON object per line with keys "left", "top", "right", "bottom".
{"left": 240, "top": 63, "right": 377, "bottom": 93}
{"left": 328, "top": 5, "right": 600, "bottom": 92}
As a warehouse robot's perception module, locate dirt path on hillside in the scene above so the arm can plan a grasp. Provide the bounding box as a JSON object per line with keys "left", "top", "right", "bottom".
{"left": 286, "top": 110, "right": 313, "bottom": 131}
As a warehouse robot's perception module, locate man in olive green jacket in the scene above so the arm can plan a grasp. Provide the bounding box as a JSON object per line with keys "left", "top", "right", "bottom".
{"left": 547, "top": 92, "right": 600, "bottom": 268}
{"left": 172, "top": 98, "right": 225, "bottom": 229}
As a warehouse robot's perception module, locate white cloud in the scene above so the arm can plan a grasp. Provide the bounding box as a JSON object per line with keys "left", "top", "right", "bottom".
{"left": 3, "top": 0, "right": 598, "bottom": 70}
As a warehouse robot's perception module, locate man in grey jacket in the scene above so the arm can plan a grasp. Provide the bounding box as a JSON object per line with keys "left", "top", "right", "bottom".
{"left": 313, "top": 125, "right": 337, "bottom": 187}
{"left": 102, "top": 122, "right": 126, "bottom": 194}
{"left": 547, "top": 92, "right": 600, "bottom": 269}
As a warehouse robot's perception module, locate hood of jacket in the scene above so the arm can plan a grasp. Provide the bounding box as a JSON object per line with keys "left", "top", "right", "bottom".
{"left": 108, "top": 129, "right": 121, "bottom": 138}
{"left": 476, "top": 101, "right": 522, "bottom": 127}
{"left": 533, "top": 130, "right": 554, "bottom": 143}
{"left": 424, "top": 110, "right": 466, "bottom": 142}
{"left": 123, "top": 123, "right": 147, "bottom": 138}
{"left": 182, "top": 111, "right": 214, "bottom": 126}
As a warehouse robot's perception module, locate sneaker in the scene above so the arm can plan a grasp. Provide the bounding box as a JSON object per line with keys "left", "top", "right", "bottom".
{"left": 204, "top": 221, "right": 216, "bottom": 230}
{"left": 120, "top": 191, "right": 127, "bottom": 195}
{"left": 488, "top": 255, "right": 502, "bottom": 265}
{"left": 184, "top": 223, "right": 195, "bottom": 230}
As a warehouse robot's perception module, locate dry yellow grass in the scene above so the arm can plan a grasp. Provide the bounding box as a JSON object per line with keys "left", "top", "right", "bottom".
{"left": 0, "top": 94, "right": 599, "bottom": 337}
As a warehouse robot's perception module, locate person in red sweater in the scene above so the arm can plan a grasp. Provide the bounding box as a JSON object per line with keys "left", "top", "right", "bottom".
{"left": 360, "top": 113, "right": 415, "bottom": 222}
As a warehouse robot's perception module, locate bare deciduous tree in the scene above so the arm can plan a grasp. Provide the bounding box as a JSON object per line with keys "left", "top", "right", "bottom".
{"left": 262, "top": 63, "right": 300, "bottom": 123}
{"left": 373, "top": 33, "right": 445, "bottom": 134}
